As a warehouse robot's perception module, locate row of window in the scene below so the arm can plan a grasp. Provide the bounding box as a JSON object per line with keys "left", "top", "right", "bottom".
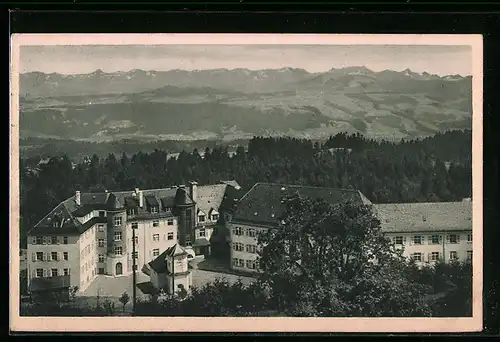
{"left": 232, "top": 242, "right": 258, "bottom": 254}
{"left": 232, "top": 226, "right": 257, "bottom": 237}
{"left": 32, "top": 236, "right": 69, "bottom": 245}
{"left": 32, "top": 251, "right": 69, "bottom": 262}
{"left": 130, "top": 219, "right": 175, "bottom": 229}
{"left": 410, "top": 250, "right": 473, "bottom": 262}
{"left": 34, "top": 268, "right": 70, "bottom": 278}
{"left": 232, "top": 258, "right": 259, "bottom": 270}
{"left": 198, "top": 213, "right": 219, "bottom": 223}
{"left": 392, "top": 234, "right": 472, "bottom": 246}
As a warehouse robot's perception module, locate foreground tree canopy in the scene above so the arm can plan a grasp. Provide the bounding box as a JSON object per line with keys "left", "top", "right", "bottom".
{"left": 258, "top": 195, "right": 433, "bottom": 317}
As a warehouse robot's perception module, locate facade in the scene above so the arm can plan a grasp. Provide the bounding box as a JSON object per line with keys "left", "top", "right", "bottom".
{"left": 228, "top": 183, "right": 473, "bottom": 273}
{"left": 227, "top": 183, "right": 373, "bottom": 273}
{"left": 26, "top": 180, "right": 240, "bottom": 294}
{"left": 375, "top": 201, "right": 473, "bottom": 265}
{"left": 148, "top": 244, "right": 192, "bottom": 294}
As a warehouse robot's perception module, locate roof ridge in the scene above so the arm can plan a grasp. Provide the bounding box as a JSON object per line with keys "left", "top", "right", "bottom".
{"left": 256, "top": 182, "right": 358, "bottom": 192}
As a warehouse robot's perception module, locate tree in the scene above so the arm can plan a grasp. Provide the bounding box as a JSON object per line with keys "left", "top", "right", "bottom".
{"left": 258, "top": 194, "right": 432, "bottom": 317}
{"left": 119, "top": 292, "right": 130, "bottom": 313}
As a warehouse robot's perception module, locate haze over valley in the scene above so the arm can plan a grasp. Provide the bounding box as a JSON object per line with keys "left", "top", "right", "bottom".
{"left": 19, "top": 66, "right": 472, "bottom": 142}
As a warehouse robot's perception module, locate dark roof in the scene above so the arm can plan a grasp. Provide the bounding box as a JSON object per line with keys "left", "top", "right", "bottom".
{"left": 29, "top": 275, "right": 71, "bottom": 292}
{"left": 124, "top": 196, "right": 139, "bottom": 208}
{"left": 145, "top": 195, "right": 159, "bottom": 207}
{"left": 193, "top": 237, "right": 210, "bottom": 247}
{"left": 174, "top": 187, "right": 194, "bottom": 206}
{"left": 29, "top": 181, "right": 241, "bottom": 236}
{"left": 374, "top": 202, "right": 472, "bottom": 233}
{"left": 148, "top": 244, "right": 188, "bottom": 273}
{"left": 231, "top": 183, "right": 372, "bottom": 227}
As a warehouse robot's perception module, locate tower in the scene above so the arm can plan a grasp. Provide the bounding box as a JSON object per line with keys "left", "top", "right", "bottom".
{"left": 173, "top": 186, "right": 196, "bottom": 248}
{"left": 164, "top": 244, "right": 192, "bottom": 296}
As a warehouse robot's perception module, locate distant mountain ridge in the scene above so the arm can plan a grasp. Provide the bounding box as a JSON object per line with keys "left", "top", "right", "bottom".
{"left": 19, "top": 66, "right": 472, "bottom": 141}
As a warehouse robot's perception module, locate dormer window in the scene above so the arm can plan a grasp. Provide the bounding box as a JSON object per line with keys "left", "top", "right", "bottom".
{"left": 212, "top": 214, "right": 219, "bottom": 221}
{"left": 127, "top": 208, "right": 138, "bottom": 216}
{"left": 151, "top": 206, "right": 158, "bottom": 214}
{"left": 199, "top": 214, "right": 205, "bottom": 222}
{"left": 52, "top": 219, "right": 59, "bottom": 228}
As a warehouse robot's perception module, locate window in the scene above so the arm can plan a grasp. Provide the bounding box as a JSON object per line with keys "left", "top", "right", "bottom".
{"left": 51, "top": 269, "right": 58, "bottom": 277}
{"left": 131, "top": 222, "right": 138, "bottom": 230}
{"left": 98, "top": 239, "right": 105, "bottom": 247}
{"left": 246, "top": 260, "right": 256, "bottom": 269}
{"left": 394, "top": 236, "right": 404, "bottom": 245}
{"left": 127, "top": 208, "right": 137, "bottom": 216}
{"left": 429, "top": 235, "right": 441, "bottom": 245}
{"left": 132, "top": 236, "right": 138, "bottom": 244}
{"left": 151, "top": 206, "right": 158, "bottom": 213}
{"left": 412, "top": 236, "right": 424, "bottom": 245}
{"left": 467, "top": 234, "right": 473, "bottom": 243}
{"left": 36, "top": 269, "right": 44, "bottom": 278}
{"left": 114, "top": 246, "right": 122, "bottom": 255}
{"left": 98, "top": 224, "right": 105, "bottom": 232}
{"left": 153, "top": 220, "right": 159, "bottom": 228}
{"left": 153, "top": 248, "right": 160, "bottom": 257}
{"left": 50, "top": 236, "right": 58, "bottom": 244}
{"left": 99, "top": 211, "right": 106, "bottom": 217}
{"left": 199, "top": 229, "right": 206, "bottom": 237}
{"left": 98, "top": 268, "right": 105, "bottom": 274}
{"left": 467, "top": 250, "right": 473, "bottom": 260}
{"left": 132, "top": 252, "right": 138, "bottom": 259}
{"left": 232, "top": 258, "right": 244, "bottom": 267}
{"left": 63, "top": 268, "right": 70, "bottom": 276}
{"left": 212, "top": 214, "right": 219, "bottom": 221}
{"left": 412, "top": 253, "right": 423, "bottom": 262}
{"left": 449, "top": 251, "right": 458, "bottom": 261}
{"left": 199, "top": 214, "right": 205, "bottom": 223}
{"left": 51, "top": 252, "right": 58, "bottom": 261}
{"left": 232, "top": 242, "right": 244, "bottom": 252}
{"left": 152, "top": 234, "right": 160, "bottom": 242}
{"left": 167, "top": 219, "right": 174, "bottom": 226}
{"left": 63, "top": 252, "right": 68, "bottom": 261}
{"left": 430, "top": 252, "right": 440, "bottom": 261}
{"left": 63, "top": 236, "right": 68, "bottom": 244}
{"left": 114, "top": 216, "right": 122, "bottom": 226}
{"left": 447, "top": 234, "right": 460, "bottom": 244}
{"left": 246, "top": 244, "right": 257, "bottom": 254}
{"left": 36, "top": 237, "right": 43, "bottom": 245}
{"left": 232, "top": 226, "right": 243, "bottom": 236}
{"left": 98, "top": 254, "right": 105, "bottom": 263}
{"left": 114, "top": 232, "right": 122, "bottom": 241}
{"left": 167, "top": 232, "right": 174, "bottom": 240}
{"left": 36, "top": 252, "right": 44, "bottom": 261}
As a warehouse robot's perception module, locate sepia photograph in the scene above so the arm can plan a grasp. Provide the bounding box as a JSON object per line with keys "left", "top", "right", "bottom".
{"left": 10, "top": 34, "right": 483, "bottom": 332}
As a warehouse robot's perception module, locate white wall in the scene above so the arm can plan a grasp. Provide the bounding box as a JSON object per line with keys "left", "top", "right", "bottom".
{"left": 386, "top": 230, "right": 472, "bottom": 265}
{"left": 228, "top": 222, "right": 266, "bottom": 273}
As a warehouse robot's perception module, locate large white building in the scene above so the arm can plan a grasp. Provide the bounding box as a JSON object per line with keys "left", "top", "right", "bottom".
{"left": 227, "top": 183, "right": 473, "bottom": 273}
{"left": 26, "top": 180, "right": 241, "bottom": 294}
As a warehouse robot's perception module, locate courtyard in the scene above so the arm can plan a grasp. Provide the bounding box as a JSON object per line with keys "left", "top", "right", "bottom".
{"left": 76, "top": 258, "right": 255, "bottom": 313}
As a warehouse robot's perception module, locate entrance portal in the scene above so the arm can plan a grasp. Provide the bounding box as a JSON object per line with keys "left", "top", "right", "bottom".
{"left": 115, "top": 262, "right": 123, "bottom": 275}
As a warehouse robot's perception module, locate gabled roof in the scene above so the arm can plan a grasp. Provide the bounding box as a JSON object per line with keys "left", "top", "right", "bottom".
{"left": 145, "top": 195, "right": 159, "bottom": 207}
{"left": 148, "top": 244, "right": 188, "bottom": 274}
{"left": 196, "top": 183, "right": 228, "bottom": 215}
{"left": 374, "top": 202, "right": 472, "bottom": 233}
{"left": 231, "top": 182, "right": 372, "bottom": 227}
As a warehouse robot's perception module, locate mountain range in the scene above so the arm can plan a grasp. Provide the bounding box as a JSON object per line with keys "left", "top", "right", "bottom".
{"left": 19, "top": 66, "right": 472, "bottom": 141}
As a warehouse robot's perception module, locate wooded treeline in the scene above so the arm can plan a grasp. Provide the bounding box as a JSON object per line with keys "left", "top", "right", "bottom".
{"left": 20, "top": 130, "right": 472, "bottom": 246}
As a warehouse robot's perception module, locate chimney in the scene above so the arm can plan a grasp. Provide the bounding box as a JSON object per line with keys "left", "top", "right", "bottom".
{"left": 139, "top": 190, "right": 144, "bottom": 208}
{"left": 189, "top": 181, "right": 198, "bottom": 203}
{"left": 75, "top": 190, "right": 81, "bottom": 206}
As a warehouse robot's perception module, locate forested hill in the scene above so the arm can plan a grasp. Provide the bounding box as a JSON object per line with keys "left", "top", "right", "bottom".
{"left": 19, "top": 129, "right": 472, "bottom": 246}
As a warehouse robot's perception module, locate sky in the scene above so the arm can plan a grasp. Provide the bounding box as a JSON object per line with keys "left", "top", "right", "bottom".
{"left": 19, "top": 44, "right": 473, "bottom": 76}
